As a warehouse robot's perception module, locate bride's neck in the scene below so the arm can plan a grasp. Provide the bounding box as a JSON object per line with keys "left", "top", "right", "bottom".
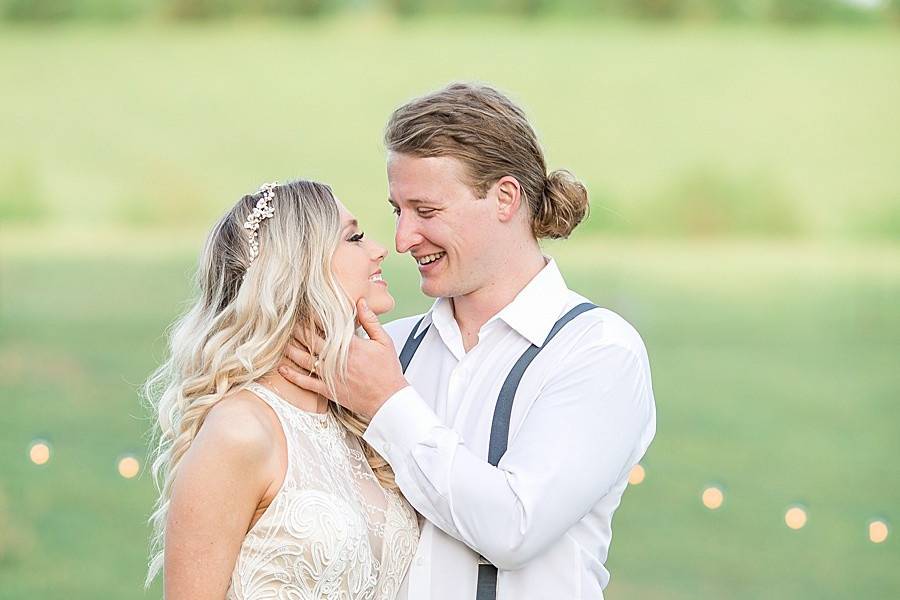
{"left": 258, "top": 360, "right": 328, "bottom": 414}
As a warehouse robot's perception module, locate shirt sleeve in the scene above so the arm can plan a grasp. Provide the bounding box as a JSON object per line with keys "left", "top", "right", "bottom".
{"left": 363, "top": 340, "right": 656, "bottom": 570}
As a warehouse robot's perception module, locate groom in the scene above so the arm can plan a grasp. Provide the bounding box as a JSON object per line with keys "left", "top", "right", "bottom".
{"left": 281, "top": 83, "right": 656, "bottom": 600}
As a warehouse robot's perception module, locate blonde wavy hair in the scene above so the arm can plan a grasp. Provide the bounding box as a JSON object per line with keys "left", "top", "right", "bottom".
{"left": 143, "top": 179, "right": 395, "bottom": 587}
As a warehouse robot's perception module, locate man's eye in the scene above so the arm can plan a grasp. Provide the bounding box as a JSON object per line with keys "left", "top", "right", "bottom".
{"left": 417, "top": 209, "right": 435, "bottom": 217}
{"left": 349, "top": 232, "right": 365, "bottom": 242}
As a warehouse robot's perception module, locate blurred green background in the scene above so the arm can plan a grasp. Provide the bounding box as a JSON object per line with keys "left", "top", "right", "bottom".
{"left": 1, "top": 1, "right": 898, "bottom": 598}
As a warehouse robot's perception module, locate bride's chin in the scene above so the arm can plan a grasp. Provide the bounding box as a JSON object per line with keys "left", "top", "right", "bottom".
{"left": 366, "top": 291, "right": 395, "bottom": 316}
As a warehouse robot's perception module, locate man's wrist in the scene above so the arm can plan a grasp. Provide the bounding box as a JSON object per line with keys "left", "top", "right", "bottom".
{"left": 365, "top": 377, "right": 409, "bottom": 420}
{"left": 363, "top": 386, "right": 443, "bottom": 458}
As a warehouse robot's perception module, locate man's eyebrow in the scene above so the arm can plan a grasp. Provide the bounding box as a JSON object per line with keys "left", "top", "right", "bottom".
{"left": 387, "top": 197, "right": 433, "bottom": 205}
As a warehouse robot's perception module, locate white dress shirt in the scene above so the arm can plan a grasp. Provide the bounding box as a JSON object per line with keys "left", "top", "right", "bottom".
{"left": 364, "top": 259, "right": 656, "bottom": 600}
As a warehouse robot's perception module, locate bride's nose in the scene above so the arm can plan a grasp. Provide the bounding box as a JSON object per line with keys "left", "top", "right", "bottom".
{"left": 370, "top": 238, "right": 388, "bottom": 262}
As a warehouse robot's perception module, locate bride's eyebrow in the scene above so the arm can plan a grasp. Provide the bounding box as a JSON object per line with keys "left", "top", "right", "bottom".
{"left": 342, "top": 219, "right": 359, "bottom": 232}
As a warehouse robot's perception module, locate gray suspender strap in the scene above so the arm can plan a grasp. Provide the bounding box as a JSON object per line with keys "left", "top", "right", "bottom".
{"left": 486, "top": 302, "right": 597, "bottom": 466}
{"left": 476, "top": 301, "right": 597, "bottom": 600}
{"left": 476, "top": 564, "right": 498, "bottom": 599}
{"left": 399, "top": 315, "right": 430, "bottom": 373}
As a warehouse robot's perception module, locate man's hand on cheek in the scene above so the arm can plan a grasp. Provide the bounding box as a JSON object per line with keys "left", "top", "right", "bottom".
{"left": 280, "top": 299, "right": 408, "bottom": 420}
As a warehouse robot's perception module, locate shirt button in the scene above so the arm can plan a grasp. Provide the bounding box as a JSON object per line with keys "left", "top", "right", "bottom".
{"left": 416, "top": 556, "right": 425, "bottom": 566}
{"left": 382, "top": 442, "right": 392, "bottom": 453}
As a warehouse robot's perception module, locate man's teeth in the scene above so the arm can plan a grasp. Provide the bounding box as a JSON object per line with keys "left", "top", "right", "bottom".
{"left": 369, "top": 273, "right": 383, "bottom": 282}
{"left": 417, "top": 252, "right": 445, "bottom": 265}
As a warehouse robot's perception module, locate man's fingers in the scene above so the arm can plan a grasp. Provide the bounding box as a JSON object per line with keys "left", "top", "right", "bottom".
{"left": 284, "top": 343, "right": 317, "bottom": 372}
{"left": 356, "top": 298, "right": 391, "bottom": 345}
{"left": 278, "top": 365, "right": 331, "bottom": 399}
{"left": 290, "top": 323, "right": 325, "bottom": 355}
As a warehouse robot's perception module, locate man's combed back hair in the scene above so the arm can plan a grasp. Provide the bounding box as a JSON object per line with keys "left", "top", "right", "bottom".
{"left": 384, "top": 82, "right": 589, "bottom": 239}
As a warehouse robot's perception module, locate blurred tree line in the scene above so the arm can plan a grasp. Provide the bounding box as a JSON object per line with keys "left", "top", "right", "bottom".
{"left": 2, "top": 0, "right": 898, "bottom": 24}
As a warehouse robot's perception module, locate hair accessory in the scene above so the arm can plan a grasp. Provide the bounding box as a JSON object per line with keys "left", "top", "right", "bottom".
{"left": 244, "top": 181, "right": 278, "bottom": 264}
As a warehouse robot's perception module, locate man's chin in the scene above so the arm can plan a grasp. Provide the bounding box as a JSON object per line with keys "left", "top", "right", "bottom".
{"left": 420, "top": 278, "right": 445, "bottom": 299}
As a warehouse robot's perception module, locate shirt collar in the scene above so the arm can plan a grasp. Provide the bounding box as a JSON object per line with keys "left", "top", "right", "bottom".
{"left": 420, "top": 258, "right": 570, "bottom": 351}
{"left": 494, "top": 258, "right": 571, "bottom": 347}
{"left": 424, "top": 295, "right": 465, "bottom": 360}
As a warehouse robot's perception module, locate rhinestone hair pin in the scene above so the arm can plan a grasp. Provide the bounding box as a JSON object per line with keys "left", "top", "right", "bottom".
{"left": 243, "top": 181, "right": 278, "bottom": 265}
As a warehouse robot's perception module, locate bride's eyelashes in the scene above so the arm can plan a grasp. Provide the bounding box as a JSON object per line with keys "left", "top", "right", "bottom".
{"left": 348, "top": 231, "right": 365, "bottom": 243}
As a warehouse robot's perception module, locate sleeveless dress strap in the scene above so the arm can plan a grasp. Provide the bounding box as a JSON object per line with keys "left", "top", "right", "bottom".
{"left": 244, "top": 382, "right": 296, "bottom": 468}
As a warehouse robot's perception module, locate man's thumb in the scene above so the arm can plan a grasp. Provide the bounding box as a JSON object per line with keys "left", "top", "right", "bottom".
{"left": 357, "top": 299, "right": 388, "bottom": 343}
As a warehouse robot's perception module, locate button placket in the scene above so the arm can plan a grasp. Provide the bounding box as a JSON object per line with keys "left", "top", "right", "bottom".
{"left": 447, "top": 358, "right": 474, "bottom": 421}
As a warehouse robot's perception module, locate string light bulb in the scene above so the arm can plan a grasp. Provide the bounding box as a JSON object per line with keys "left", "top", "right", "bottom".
{"left": 868, "top": 519, "right": 889, "bottom": 544}
{"left": 117, "top": 455, "right": 140, "bottom": 479}
{"left": 628, "top": 464, "right": 646, "bottom": 485}
{"left": 701, "top": 485, "right": 725, "bottom": 510}
{"left": 28, "top": 439, "right": 51, "bottom": 465}
{"left": 785, "top": 505, "right": 808, "bottom": 530}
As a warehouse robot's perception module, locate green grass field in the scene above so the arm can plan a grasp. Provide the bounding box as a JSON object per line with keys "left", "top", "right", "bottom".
{"left": 2, "top": 237, "right": 899, "bottom": 598}
{"left": 1, "top": 16, "right": 899, "bottom": 599}
{"left": 1, "top": 18, "right": 899, "bottom": 237}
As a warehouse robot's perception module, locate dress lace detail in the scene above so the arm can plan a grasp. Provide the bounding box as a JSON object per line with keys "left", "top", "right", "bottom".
{"left": 226, "top": 383, "right": 418, "bottom": 600}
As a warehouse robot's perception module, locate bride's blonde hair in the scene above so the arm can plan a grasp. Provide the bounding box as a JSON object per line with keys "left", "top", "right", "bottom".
{"left": 143, "top": 179, "right": 395, "bottom": 587}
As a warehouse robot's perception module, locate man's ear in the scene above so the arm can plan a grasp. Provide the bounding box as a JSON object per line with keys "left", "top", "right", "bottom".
{"left": 495, "top": 176, "right": 523, "bottom": 224}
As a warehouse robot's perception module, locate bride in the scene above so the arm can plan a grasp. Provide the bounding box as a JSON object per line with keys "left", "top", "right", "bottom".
{"left": 143, "top": 180, "right": 418, "bottom": 599}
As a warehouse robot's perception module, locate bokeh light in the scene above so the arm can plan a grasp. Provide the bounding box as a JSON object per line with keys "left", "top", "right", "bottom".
{"left": 28, "top": 439, "right": 51, "bottom": 465}
{"left": 628, "top": 464, "right": 646, "bottom": 485}
{"left": 702, "top": 485, "right": 725, "bottom": 510}
{"left": 868, "top": 519, "right": 889, "bottom": 544}
{"left": 785, "top": 505, "right": 808, "bottom": 530}
{"left": 117, "top": 455, "right": 140, "bottom": 479}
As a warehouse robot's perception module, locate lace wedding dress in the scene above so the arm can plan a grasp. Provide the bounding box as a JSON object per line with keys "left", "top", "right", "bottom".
{"left": 225, "top": 382, "right": 419, "bottom": 600}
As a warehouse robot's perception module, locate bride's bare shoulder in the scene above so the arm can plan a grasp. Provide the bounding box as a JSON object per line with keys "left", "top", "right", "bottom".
{"left": 195, "top": 387, "right": 280, "bottom": 463}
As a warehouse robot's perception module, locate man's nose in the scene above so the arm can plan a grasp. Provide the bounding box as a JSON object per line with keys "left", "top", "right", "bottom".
{"left": 394, "top": 212, "right": 422, "bottom": 254}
